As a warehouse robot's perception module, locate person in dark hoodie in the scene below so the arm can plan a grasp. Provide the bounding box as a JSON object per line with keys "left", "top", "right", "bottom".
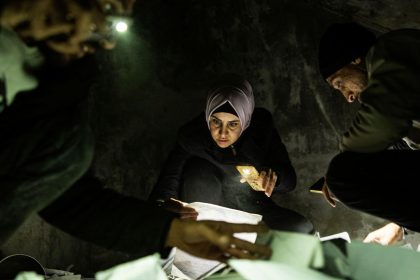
{"left": 317, "top": 22, "right": 420, "bottom": 245}
{"left": 150, "top": 75, "right": 313, "bottom": 233}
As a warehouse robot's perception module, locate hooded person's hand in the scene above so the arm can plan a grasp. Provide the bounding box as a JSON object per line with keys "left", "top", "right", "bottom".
{"left": 240, "top": 168, "right": 277, "bottom": 197}
{"left": 165, "top": 219, "right": 272, "bottom": 262}
{"left": 257, "top": 169, "right": 277, "bottom": 197}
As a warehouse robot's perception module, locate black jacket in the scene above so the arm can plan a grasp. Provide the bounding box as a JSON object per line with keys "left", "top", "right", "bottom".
{"left": 0, "top": 55, "right": 175, "bottom": 257}
{"left": 150, "top": 108, "right": 296, "bottom": 201}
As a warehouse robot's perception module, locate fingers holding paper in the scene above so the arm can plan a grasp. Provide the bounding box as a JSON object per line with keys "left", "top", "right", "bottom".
{"left": 165, "top": 219, "right": 272, "bottom": 262}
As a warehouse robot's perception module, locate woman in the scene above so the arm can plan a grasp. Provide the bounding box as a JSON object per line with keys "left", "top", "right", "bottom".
{"left": 150, "top": 75, "right": 312, "bottom": 233}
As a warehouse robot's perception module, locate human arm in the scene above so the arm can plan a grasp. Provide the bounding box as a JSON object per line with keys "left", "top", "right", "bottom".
{"left": 165, "top": 219, "right": 272, "bottom": 262}
{"left": 241, "top": 110, "right": 296, "bottom": 196}
{"left": 39, "top": 175, "right": 177, "bottom": 257}
{"left": 149, "top": 143, "right": 191, "bottom": 202}
{"left": 40, "top": 175, "right": 270, "bottom": 260}
{"left": 340, "top": 104, "right": 410, "bottom": 152}
{"left": 263, "top": 111, "right": 296, "bottom": 194}
{"left": 340, "top": 30, "right": 420, "bottom": 152}
{"left": 148, "top": 142, "right": 199, "bottom": 219}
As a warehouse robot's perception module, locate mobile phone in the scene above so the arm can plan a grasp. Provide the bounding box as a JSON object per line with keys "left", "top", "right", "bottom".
{"left": 309, "top": 177, "right": 325, "bottom": 194}
{"left": 236, "top": 165, "right": 263, "bottom": 191}
{"left": 83, "top": 16, "right": 132, "bottom": 46}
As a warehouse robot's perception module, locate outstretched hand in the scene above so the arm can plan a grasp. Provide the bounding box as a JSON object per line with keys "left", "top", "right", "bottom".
{"left": 1, "top": 0, "right": 136, "bottom": 58}
{"left": 165, "top": 219, "right": 272, "bottom": 262}
{"left": 363, "top": 223, "right": 403, "bottom": 245}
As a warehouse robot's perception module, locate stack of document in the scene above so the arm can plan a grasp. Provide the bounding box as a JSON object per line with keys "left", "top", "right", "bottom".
{"left": 170, "top": 202, "right": 262, "bottom": 280}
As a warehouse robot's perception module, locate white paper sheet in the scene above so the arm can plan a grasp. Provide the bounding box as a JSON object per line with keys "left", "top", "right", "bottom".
{"left": 172, "top": 202, "right": 262, "bottom": 280}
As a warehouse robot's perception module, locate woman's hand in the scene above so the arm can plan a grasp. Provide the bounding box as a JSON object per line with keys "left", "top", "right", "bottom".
{"left": 161, "top": 198, "right": 198, "bottom": 220}
{"left": 259, "top": 169, "right": 278, "bottom": 197}
{"left": 241, "top": 169, "right": 277, "bottom": 197}
{"left": 165, "top": 219, "right": 272, "bottom": 262}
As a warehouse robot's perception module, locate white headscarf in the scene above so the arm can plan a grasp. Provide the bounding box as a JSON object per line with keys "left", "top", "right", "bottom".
{"left": 205, "top": 76, "right": 255, "bottom": 134}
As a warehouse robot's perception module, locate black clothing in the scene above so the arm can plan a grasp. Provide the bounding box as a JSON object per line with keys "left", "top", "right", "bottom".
{"left": 150, "top": 108, "right": 313, "bottom": 233}
{"left": 150, "top": 108, "right": 297, "bottom": 200}
{"left": 318, "top": 22, "right": 376, "bottom": 80}
{"left": 179, "top": 157, "right": 313, "bottom": 233}
{"left": 40, "top": 175, "right": 175, "bottom": 256}
{"left": 326, "top": 151, "right": 420, "bottom": 231}
{"left": 324, "top": 29, "right": 420, "bottom": 232}
{"left": 0, "top": 57, "right": 97, "bottom": 245}
{"left": 0, "top": 57, "right": 176, "bottom": 257}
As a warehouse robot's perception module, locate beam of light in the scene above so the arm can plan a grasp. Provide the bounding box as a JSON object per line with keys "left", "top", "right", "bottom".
{"left": 115, "top": 21, "right": 128, "bottom": 33}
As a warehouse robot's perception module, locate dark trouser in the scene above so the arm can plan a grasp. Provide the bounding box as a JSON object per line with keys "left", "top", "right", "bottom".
{"left": 326, "top": 150, "right": 420, "bottom": 232}
{"left": 0, "top": 112, "right": 94, "bottom": 246}
{"left": 180, "top": 158, "right": 313, "bottom": 233}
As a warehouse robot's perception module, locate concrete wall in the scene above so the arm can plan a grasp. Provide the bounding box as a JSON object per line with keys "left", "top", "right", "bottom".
{"left": 2, "top": 0, "right": 420, "bottom": 274}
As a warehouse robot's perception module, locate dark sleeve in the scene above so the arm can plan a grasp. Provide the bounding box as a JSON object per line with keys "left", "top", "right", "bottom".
{"left": 39, "top": 175, "right": 176, "bottom": 257}
{"left": 263, "top": 112, "right": 296, "bottom": 193}
{"left": 148, "top": 143, "right": 192, "bottom": 201}
{"left": 0, "top": 56, "right": 96, "bottom": 126}
{"left": 340, "top": 30, "right": 420, "bottom": 152}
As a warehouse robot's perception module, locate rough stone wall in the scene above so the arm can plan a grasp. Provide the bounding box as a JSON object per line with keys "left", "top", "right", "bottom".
{"left": 2, "top": 0, "right": 420, "bottom": 274}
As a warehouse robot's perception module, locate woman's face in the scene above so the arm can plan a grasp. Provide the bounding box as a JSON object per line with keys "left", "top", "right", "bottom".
{"left": 209, "top": 112, "right": 242, "bottom": 148}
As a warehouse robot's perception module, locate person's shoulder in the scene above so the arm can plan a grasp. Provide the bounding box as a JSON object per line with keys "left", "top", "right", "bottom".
{"left": 367, "top": 28, "right": 420, "bottom": 75}
{"left": 244, "top": 108, "right": 275, "bottom": 141}
{"left": 243, "top": 108, "right": 280, "bottom": 148}
{"left": 0, "top": 27, "right": 38, "bottom": 68}
{"left": 251, "top": 107, "right": 274, "bottom": 126}
{"left": 376, "top": 29, "right": 420, "bottom": 45}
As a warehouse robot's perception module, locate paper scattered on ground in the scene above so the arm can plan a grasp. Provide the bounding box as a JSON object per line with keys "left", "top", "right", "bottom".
{"left": 347, "top": 241, "right": 420, "bottom": 280}
{"left": 172, "top": 202, "right": 262, "bottom": 280}
{"left": 269, "top": 231, "right": 324, "bottom": 268}
{"left": 319, "top": 232, "right": 351, "bottom": 243}
{"left": 229, "top": 260, "right": 342, "bottom": 280}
